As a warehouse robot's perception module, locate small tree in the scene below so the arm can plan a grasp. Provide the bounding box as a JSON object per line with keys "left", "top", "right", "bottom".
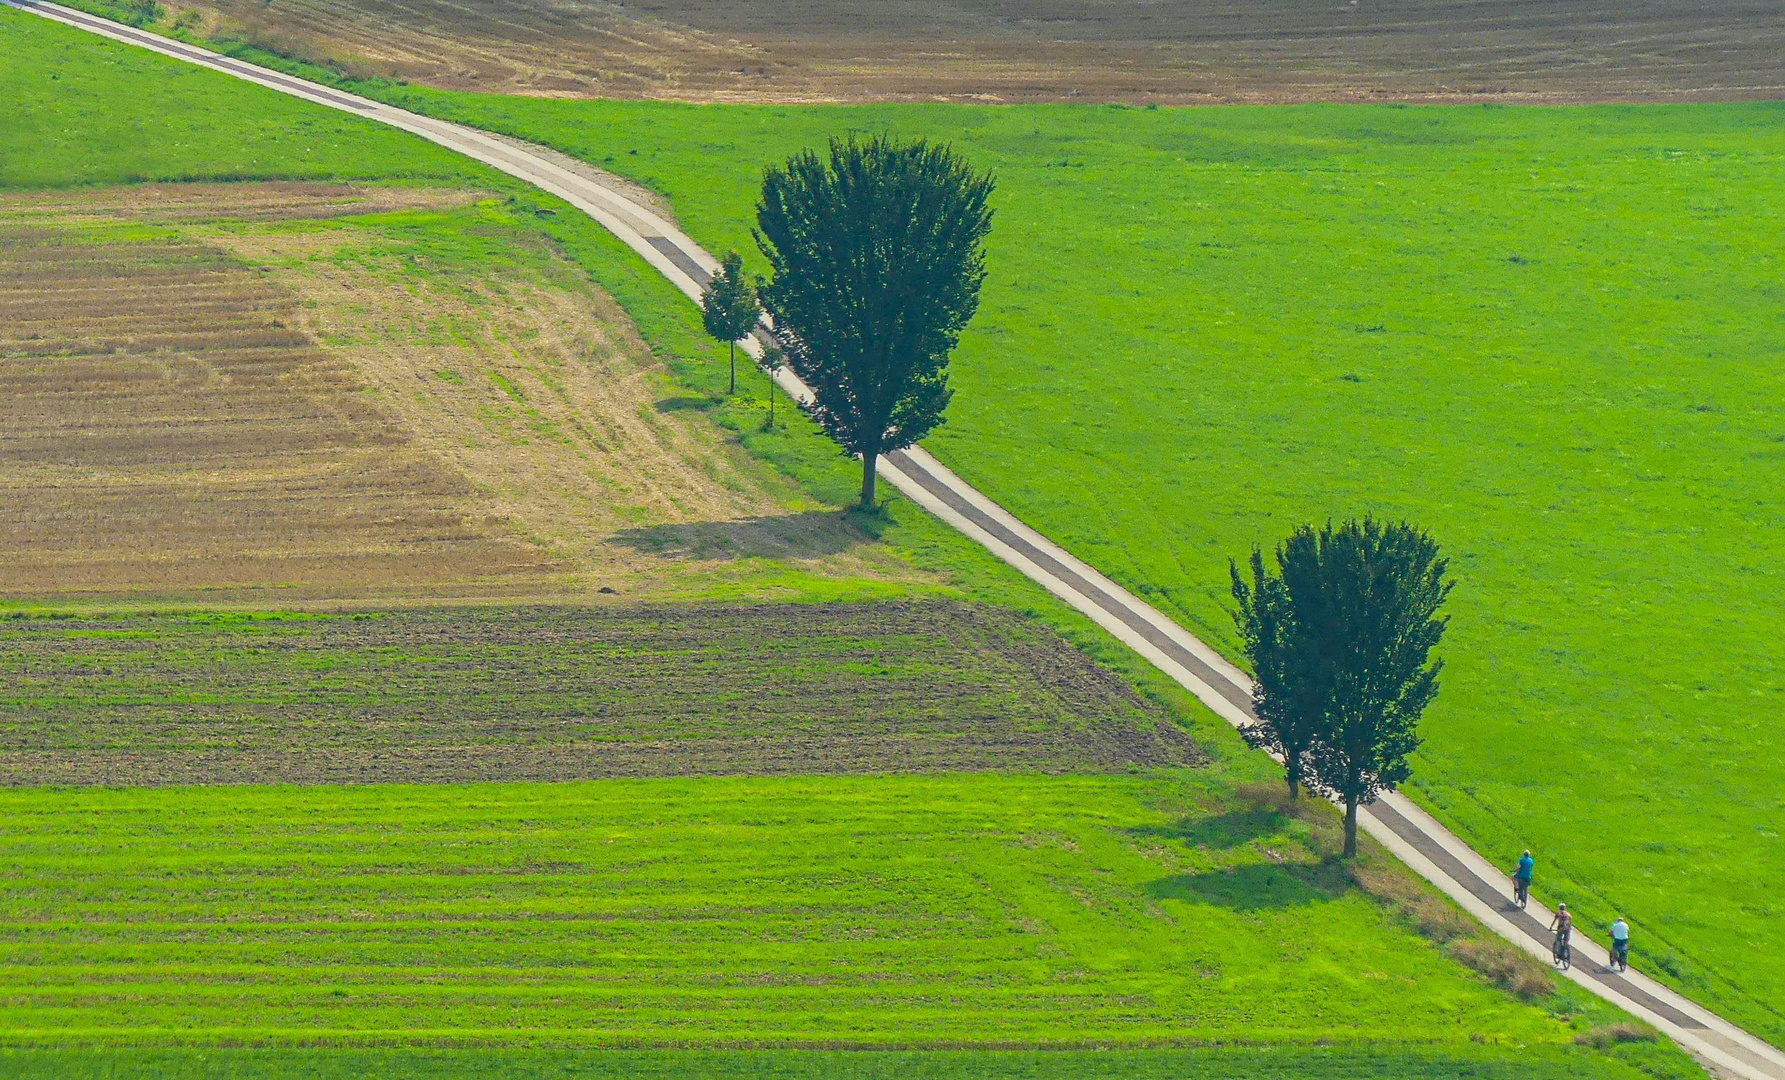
{"left": 700, "top": 250, "right": 761, "bottom": 396}
{"left": 756, "top": 134, "right": 994, "bottom": 508}
{"left": 759, "top": 340, "right": 783, "bottom": 429}
{"left": 1288, "top": 518, "right": 1452, "bottom": 857}
{"left": 1231, "top": 548, "right": 1328, "bottom": 800}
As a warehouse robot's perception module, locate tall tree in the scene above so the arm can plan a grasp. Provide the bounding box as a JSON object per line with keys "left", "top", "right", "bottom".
{"left": 1287, "top": 518, "right": 1452, "bottom": 856}
{"left": 1230, "top": 548, "right": 1328, "bottom": 800}
{"left": 700, "top": 250, "right": 761, "bottom": 396}
{"left": 756, "top": 134, "right": 994, "bottom": 508}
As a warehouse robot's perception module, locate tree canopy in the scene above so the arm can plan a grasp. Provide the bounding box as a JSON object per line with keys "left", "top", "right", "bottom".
{"left": 1231, "top": 548, "right": 1326, "bottom": 800}
{"left": 1232, "top": 518, "right": 1452, "bottom": 856}
{"left": 755, "top": 134, "right": 994, "bottom": 507}
{"left": 700, "top": 250, "right": 761, "bottom": 396}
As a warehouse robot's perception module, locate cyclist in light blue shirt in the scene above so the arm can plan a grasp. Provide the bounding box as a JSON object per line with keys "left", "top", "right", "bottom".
{"left": 1512, "top": 850, "right": 1535, "bottom": 908}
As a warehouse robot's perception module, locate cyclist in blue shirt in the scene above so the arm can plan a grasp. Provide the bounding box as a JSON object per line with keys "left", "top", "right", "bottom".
{"left": 1512, "top": 850, "right": 1535, "bottom": 908}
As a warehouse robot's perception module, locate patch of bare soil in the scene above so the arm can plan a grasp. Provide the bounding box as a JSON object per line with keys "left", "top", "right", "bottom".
{"left": 168, "top": 0, "right": 1785, "bottom": 103}
{"left": 0, "top": 187, "right": 555, "bottom": 596}
{"left": 0, "top": 600, "right": 1208, "bottom": 784}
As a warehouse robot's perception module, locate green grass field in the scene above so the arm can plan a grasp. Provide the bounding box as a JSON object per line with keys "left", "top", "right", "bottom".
{"left": 0, "top": 774, "right": 1642, "bottom": 1052}
{"left": 0, "top": 1045, "right": 1696, "bottom": 1080}
{"left": 0, "top": 8, "right": 1726, "bottom": 1076}
{"left": 0, "top": 1045, "right": 1701, "bottom": 1080}
{"left": 268, "top": 82, "right": 1785, "bottom": 1040}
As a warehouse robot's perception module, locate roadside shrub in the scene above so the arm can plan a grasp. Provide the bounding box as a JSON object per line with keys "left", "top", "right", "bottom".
{"left": 1350, "top": 861, "right": 1471, "bottom": 943}
{"left": 1349, "top": 859, "right": 1551, "bottom": 999}
{"left": 1576, "top": 1022, "right": 1659, "bottom": 1047}
{"left": 1236, "top": 780, "right": 1292, "bottom": 814}
{"left": 1449, "top": 938, "right": 1554, "bottom": 1001}
{"left": 123, "top": 0, "right": 162, "bottom": 26}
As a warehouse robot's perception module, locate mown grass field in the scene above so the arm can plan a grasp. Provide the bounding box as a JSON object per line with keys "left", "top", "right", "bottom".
{"left": 0, "top": 9, "right": 1715, "bottom": 1077}
{"left": 289, "top": 87, "right": 1785, "bottom": 1041}
{"left": 0, "top": 775, "right": 1656, "bottom": 1056}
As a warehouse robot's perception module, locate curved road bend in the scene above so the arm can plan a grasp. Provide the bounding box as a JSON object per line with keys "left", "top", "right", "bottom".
{"left": 12, "top": 3, "right": 1781, "bottom": 1074}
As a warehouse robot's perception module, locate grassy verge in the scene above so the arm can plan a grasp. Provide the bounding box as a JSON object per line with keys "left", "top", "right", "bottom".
{"left": 138, "top": 52, "right": 1785, "bottom": 1038}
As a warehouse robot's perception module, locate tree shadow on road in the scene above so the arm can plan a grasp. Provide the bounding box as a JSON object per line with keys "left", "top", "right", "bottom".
{"left": 607, "top": 511, "right": 866, "bottom": 561}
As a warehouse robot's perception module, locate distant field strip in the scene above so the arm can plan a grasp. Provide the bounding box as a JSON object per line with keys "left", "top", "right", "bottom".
{"left": 0, "top": 1046, "right": 1685, "bottom": 1080}
{"left": 0, "top": 601, "right": 1202, "bottom": 784}
{"left": 95, "top": 0, "right": 1785, "bottom": 104}
{"left": 0, "top": 775, "right": 1573, "bottom": 1049}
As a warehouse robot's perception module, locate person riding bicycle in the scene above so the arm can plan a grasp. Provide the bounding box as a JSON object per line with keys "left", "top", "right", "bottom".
{"left": 1549, "top": 903, "right": 1573, "bottom": 955}
{"left": 1512, "top": 850, "right": 1534, "bottom": 905}
{"left": 1610, "top": 916, "right": 1630, "bottom": 968}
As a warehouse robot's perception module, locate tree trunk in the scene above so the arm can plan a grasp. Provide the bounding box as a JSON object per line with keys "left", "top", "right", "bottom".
{"left": 860, "top": 450, "right": 878, "bottom": 509}
{"left": 728, "top": 341, "right": 736, "bottom": 395}
{"left": 767, "top": 372, "right": 775, "bottom": 426}
{"left": 1285, "top": 752, "right": 1300, "bottom": 800}
{"left": 1343, "top": 797, "right": 1359, "bottom": 858}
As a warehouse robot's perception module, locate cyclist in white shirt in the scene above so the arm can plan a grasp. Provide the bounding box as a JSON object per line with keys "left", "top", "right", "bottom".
{"left": 1610, "top": 917, "right": 1631, "bottom": 970}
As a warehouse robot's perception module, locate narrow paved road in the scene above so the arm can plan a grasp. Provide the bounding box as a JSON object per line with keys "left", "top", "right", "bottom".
{"left": 12, "top": 3, "right": 1783, "bottom": 1073}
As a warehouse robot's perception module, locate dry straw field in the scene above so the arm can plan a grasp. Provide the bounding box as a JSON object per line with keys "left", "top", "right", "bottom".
{"left": 0, "top": 182, "right": 915, "bottom": 603}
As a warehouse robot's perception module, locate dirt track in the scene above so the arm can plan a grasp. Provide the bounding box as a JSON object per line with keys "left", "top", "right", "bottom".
{"left": 172, "top": 0, "right": 1785, "bottom": 103}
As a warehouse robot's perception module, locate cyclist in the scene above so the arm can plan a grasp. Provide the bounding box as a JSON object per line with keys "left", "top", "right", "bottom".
{"left": 1549, "top": 903, "right": 1573, "bottom": 966}
{"left": 1610, "top": 916, "right": 1631, "bottom": 972}
{"left": 1512, "top": 850, "right": 1534, "bottom": 908}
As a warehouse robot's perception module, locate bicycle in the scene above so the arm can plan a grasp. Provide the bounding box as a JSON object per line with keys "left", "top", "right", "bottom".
{"left": 1609, "top": 939, "right": 1629, "bottom": 973}
{"left": 1551, "top": 933, "right": 1572, "bottom": 970}
{"left": 1513, "top": 877, "right": 1530, "bottom": 910}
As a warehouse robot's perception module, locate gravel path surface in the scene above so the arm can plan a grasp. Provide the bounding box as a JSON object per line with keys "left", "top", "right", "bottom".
{"left": 11, "top": 3, "right": 1785, "bottom": 1073}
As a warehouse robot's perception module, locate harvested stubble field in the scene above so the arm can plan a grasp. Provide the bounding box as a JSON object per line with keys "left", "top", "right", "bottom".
{"left": 102, "top": 0, "right": 1785, "bottom": 104}
{"left": 0, "top": 600, "right": 1203, "bottom": 784}
{"left": 0, "top": 181, "right": 920, "bottom": 602}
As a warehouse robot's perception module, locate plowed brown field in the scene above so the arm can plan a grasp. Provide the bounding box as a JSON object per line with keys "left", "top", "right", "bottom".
{"left": 0, "top": 600, "right": 1205, "bottom": 784}
{"left": 172, "top": 0, "right": 1785, "bottom": 103}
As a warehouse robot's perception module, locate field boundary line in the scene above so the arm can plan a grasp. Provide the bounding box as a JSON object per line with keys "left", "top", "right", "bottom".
{"left": 10, "top": 3, "right": 1784, "bottom": 1073}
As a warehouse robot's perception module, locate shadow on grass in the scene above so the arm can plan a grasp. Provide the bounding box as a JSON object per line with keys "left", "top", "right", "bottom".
{"left": 1128, "top": 807, "right": 1291, "bottom": 850}
{"left": 654, "top": 394, "right": 720, "bottom": 412}
{"left": 1146, "top": 859, "right": 1350, "bottom": 912}
{"left": 607, "top": 512, "right": 865, "bottom": 560}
